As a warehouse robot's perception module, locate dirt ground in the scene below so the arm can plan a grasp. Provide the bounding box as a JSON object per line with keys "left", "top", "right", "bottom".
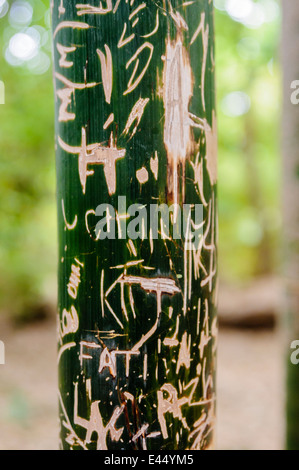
{"left": 0, "top": 317, "right": 285, "bottom": 450}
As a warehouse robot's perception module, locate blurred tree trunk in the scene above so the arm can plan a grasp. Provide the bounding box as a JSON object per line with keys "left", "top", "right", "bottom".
{"left": 282, "top": 0, "right": 299, "bottom": 450}
{"left": 51, "top": 0, "right": 217, "bottom": 450}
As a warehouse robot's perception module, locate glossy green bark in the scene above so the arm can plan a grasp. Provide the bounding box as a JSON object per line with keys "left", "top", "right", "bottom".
{"left": 52, "top": 0, "right": 217, "bottom": 450}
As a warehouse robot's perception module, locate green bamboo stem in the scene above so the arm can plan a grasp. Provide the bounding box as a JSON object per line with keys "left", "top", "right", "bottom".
{"left": 52, "top": 0, "right": 217, "bottom": 450}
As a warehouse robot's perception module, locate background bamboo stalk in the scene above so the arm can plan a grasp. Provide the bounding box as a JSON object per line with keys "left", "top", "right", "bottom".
{"left": 282, "top": 0, "right": 299, "bottom": 450}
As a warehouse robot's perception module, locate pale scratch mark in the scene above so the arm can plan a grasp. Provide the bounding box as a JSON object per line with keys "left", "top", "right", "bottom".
{"left": 191, "top": 153, "right": 208, "bottom": 207}
{"left": 190, "top": 12, "right": 209, "bottom": 112}
{"left": 79, "top": 341, "right": 99, "bottom": 366}
{"left": 202, "top": 357, "right": 213, "bottom": 400}
{"left": 129, "top": 286, "right": 136, "bottom": 319}
{"left": 76, "top": 0, "right": 113, "bottom": 16}
{"left": 128, "top": 239, "right": 137, "bottom": 257}
{"left": 205, "top": 111, "right": 218, "bottom": 186}
{"left": 183, "top": 208, "right": 192, "bottom": 315}
{"left": 149, "top": 228, "right": 154, "bottom": 254}
{"left": 101, "top": 269, "right": 105, "bottom": 318}
{"left": 188, "top": 405, "right": 214, "bottom": 450}
{"left": 103, "top": 113, "right": 114, "bottom": 130}
{"left": 97, "top": 45, "right": 113, "bottom": 104}
{"left": 74, "top": 258, "right": 84, "bottom": 267}
{"left": 143, "top": 353, "right": 148, "bottom": 380}
{"left": 192, "top": 196, "right": 215, "bottom": 282}
{"left": 105, "top": 299, "right": 124, "bottom": 329}
{"left": 141, "top": 9, "right": 159, "bottom": 38}
{"left": 196, "top": 298, "right": 201, "bottom": 336}
{"left": 124, "top": 42, "right": 154, "bottom": 95}
{"left": 168, "top": 0, "right": 188, "bottom": 30}
{"left": 57, "top": 44, "right": 76, "bottom": 68}
{"left": 132, "top": 17, "right": 139, "bottom": 28}
{"left": 150, "top": 151, "right": 159, "bottom": 180}
{"left": 121, "top": 276, "right": 180, "bottom": 302}
{"left": 132, "top": 424, "right": 150, "bottom": 449}
{"left": 182, "top": 377, "right": 200, "bottom": 406}
{"left": 198, "top": 299, "right": 211, "bottom": 360}
{"left": 123, "top": 97, "right": 150, "bottom": 139}
{"left": 109, "top": 259, "right": 144, "bottom": 270}
{"left": 85, "top": 209, "right": 98, "bottom": 240}
{"left": 200, "top": 194, "right": 216, "bottom": 291}
{"left": 61, "top": 199, "right": 78, "bottom": 230}
{"left": 147, "top": 431, "right": 161, "bottom": 439}
{"left": 188, "top": 113, "right": 211, "bottom": 131}
{"left": 58, "top": 129, "right": 125, "bottom": 195}
{"left": 86, "top": 378, "right": 92, "bottom": 402}
{"left": 53, "top": 21, "right": 89, "bottom": 39}
{"left": 136, "top": 167, "right": 149, "bottom": 184}
{"left": 176, "top": 332, "right": 191, "bottom": 373}
{"left": 55, "top": 73, "right": 97, "bottom": 122}
{"left": 116, "top": 209, "right": 130, "bottom": 239}
{"left": 163, "top": 314, "right": 179, "bottom": 347}
{"left": 211, "top": 316, "right": 218, "bottom": 355}
{"left": 128, "top": 2, "right": 146, "bottom": 20}
{"left": 120, "top": 280, "right": 129, "bottom": 322}
{"left": 58, "top": 0, "right": 65, "bottom": 17}
{"left": 119, "top": 351, "right": 140, "bottom": 377}
{"left": 57, "top": 342, "right": 76, "bottom": 364}
{"left": 118, "top": 23, "right": 135, "bottom": 49}
{"left": 188, "top": 241, "right": 192, "bottom": 300}
{"left": 163, "top": 36, "right": 193, "bottom": 216}
{"left": 113, "top": 0, "right": 121, "bottom": 13}
{"left": 95, "top": 330, "right": 128, "bottom": 340}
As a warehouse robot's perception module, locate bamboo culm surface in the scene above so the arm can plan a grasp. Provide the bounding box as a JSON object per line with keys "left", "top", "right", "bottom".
{"left": 52, "top": 0, "right": 217, "bottom": 450}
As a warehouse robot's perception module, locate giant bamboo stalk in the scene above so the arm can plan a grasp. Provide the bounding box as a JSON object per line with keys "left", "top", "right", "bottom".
{"left": 282, "top": 0, "right": 299, "bottom": 450}
{"left": 51, "top": 0, "right": 217, "bottom": 450}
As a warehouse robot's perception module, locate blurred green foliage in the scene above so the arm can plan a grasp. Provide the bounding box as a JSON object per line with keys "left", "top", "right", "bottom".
{"left": 0, "top": 0, "right": 281, "bottom": 319}
{"left": 0, "top": 0, "right": 56, "bottom": 319}
{"left": 215, "top": 0, "right": 281, "bottom": 282}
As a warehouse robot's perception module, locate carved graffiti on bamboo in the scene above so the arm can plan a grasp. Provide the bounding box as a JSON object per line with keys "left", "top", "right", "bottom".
{"left": 58, "top": 128, "right": 126, "bottom": 195}
{"left": 61, "top": 199, "right": 78, "bottom": 230}
{"left": 55, "top": 73, "right": 98, "bottom": 123}
{"left": 97, "top": 45, "right": 113, "bottom": 104}
{"left": 79, "top": 340, "right": 140, "bottom": 377}
{"left": 67, "top": 258, "right": 84, "bottom": 299}
{"left": 53, "top": 0, "right": 217, "bottom": 450}
{"left": 56, "top": 44, "right": 76, "bottom": 68}
{"left": 76, "top": 1, "right": 113, "bottom": 16}
{"left": 53, "top": 21, "right": 90, "bottom": 40}
{"left": 163, "top": 36, "right": 193, "bottom": 214}
{"left": 59, "top": 306, "right": 79, "bottom": 341}
{"left": 157, "top": 383, "right": 189, "bottom": 439}
{"left": 102, "top": 264, "right": 181, "bottom": 347}
{"left": 123, "top": 97, "right": 150, "bottom": 139}
{"left": 61, "top": 382, "right": 161, "bottom": 450}
{"left": 74, "top": 382, "right": 124, "bottom": 450}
